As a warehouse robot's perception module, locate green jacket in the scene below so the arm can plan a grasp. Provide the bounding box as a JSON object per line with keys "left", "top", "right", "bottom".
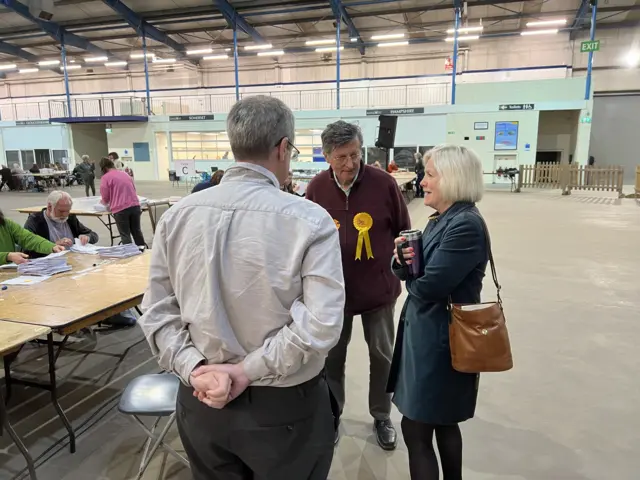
{"left": 0, "top": 218, "right": 55, "bottom": 265}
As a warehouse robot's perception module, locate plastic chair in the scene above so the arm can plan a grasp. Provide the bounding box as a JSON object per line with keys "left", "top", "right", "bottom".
{"left": 118, "top": 373, "right": 189, "bottom": 479}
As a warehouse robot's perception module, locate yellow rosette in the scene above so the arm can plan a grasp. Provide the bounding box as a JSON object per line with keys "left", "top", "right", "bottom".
{"left": 353, "top": 212, "right": 374, "bottom": 260}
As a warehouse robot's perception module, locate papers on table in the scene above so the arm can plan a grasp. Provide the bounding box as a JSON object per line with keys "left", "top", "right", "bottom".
{"left": 0, "top": 263, "right": 18, "bottom": 270}
{"left": 70, "top": 238, "right": 101, "bottom": 255}
{"left": 17, "top": 251, "right": 72, "bottom": 277}
{"left": 97, "top": 243, "right": 142, "bottom": 259}
{"left": 1, "top": 275, "right": 52, "bottom": 286}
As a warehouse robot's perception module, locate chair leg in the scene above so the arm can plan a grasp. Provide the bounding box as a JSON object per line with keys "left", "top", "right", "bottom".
{"left": 134, "top": 414, "right": 177, "bottom": 480}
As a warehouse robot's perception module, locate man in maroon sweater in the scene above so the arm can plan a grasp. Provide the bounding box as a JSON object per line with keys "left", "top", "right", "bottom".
{"left": 306, "top": 120, "right": 411, "bottom": 450}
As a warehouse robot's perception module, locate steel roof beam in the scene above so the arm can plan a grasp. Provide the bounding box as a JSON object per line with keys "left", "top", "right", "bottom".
{"left": 570, "top": 0, "right": 590, "bottom": 41}
{"left": 213, "top": 0, "right": 266, "bottom": 43}
{"left": 329, "top": 0, "right": 364, "bottom": 55}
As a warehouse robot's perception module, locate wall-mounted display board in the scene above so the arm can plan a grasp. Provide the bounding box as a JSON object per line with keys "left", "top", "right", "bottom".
{"left": 494, "top": 121, "right": 519, "bottom": 151}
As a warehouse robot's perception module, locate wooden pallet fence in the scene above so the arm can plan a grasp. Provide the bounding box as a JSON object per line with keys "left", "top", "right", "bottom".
{"left": 516, "top": 164, "right": 624, "bottom": 197}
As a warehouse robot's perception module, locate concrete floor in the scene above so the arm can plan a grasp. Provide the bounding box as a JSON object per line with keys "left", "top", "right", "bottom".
{"left": 0, "top": 181, "right": 639, "bottom": 479}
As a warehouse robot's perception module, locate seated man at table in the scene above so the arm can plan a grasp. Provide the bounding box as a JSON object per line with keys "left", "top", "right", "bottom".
{"left": 24, "top": 190, "right": 99, "bottom": 258}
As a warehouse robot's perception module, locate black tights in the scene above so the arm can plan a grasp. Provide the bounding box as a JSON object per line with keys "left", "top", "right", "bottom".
{"left": 401, "top": 416, "right": 463, "bottom": 480}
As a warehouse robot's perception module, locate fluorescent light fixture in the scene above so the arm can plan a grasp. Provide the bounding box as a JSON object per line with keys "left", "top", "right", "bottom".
{"left": 521, "top": 29, "right": 559, "bottom": 36}
{"left": 187, "top": 48, "right": 212, "bottom": 55}
{"left": 377, "top": 41, "right": 409, "bottom": 48}
{"left": 85, "top": 56, "right": 108, "bottom": 62}
{"left": 0, "top": 64, "right": 17, "bottom": 70}
{"left": 257, "top": 50, "right": 284, "bottom": 56}
{"left": 188, "top": 132, "right": 201, "bottom": 135}
{"left": 244, "top": 43, "right": 273, "bottom": 51}
{"left": 371, "top": 33, "right": 405, "bottom": 40}
{"left": 445, "top": 35, "right": 480, "bottom": 42}
{"left": 202, "top": 54, "right": 229, "bottom": 60}
{"left": 105, "top": 61, "right": 127, "bottom": 67}
{"left": 153, "top": 58, "right": 177, "bottom": 64}
{"left": 69, "top": 59, "right": 76, "bottom": 63}
{"left": 623, "top": 50, "right": 640, "bottom": 68}
{"left": 446, "top": 26, "right": 483, "bottom": 34}
{"left": 305, "top": 39, "right": 335, "bottom": 46}
{"left": 526, "top": 19, "right": 566, "bottom": 27}
{"left": 61, "top": 65, "right": 81, "bottom": 70}
{"left": 38, "top": 59, "right": 60, "bottom": 65}
{"left": 311, "top": 129, "right": 323, "bottom": 134}
{"left": 224, "top": 48, "right": 231, "bottom": 51}
{"left": 350, "top": 37, "right": 358, "bottom": 42}
{"left": 19, "top": 68, "right": 39, "bottom": 74}
{"left": 130, "top": 52, "right": 155, "bottom": 59}
{"left": 315, "top": 46, "right": 344, "bottom": 52}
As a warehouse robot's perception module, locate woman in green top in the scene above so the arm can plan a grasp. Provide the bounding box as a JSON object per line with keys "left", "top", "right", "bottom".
{"left": 0, "top": 208, "right": 64, "bottom": 265}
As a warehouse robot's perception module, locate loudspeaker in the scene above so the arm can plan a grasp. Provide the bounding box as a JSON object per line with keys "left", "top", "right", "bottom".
{"left": 375, "top": 115, "right": 398, "bottom": 149}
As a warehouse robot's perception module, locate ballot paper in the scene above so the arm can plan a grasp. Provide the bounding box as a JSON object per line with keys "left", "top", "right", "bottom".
{"left": 17, "top": 252, "right": 72, "bottom": 276}
{"left": 70, "top": 238, "right": 101, "bottom": 255}
{"left": 1, "top": 275, "right": 52, "bottom": 286}
{"left": 97, "top": 243, "right": 142, "bottom": 259}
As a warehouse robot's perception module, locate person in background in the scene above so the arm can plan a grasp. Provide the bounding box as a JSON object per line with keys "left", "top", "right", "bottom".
{"left": 387, "top": 158, "right": 399, "bottom": 173}
{"left": 77, "top": 155, "right": 96, "bottom": 196}
{"left": 191, "top": 169, "right": 224, "bottom": 194}
{"left": 414, "top": 152, "right": 425, "bottom": 198}
{"left": 281, "top": 170, "right": 301, "bottom": 195}
{"left": 24, "top": 191, "right": 99, "bottom": 258}
{"left": 108, "top": 152, "right": 125, "bottom": 171}
{"left": 305, "top": 120, "right": 411, "bottom": 450}
{"left": 389, "top": 145, "right": 487, "bottom": 480}
{"left": 1, "top": 165, "right": 16, "bottom": 191}
{"left": 372, "top": 161, "right": 382, "bottom": 169}
{"left": 139, "top": 95, "right": 344, "bottom": 479}
{"left": 11, "top": 163, "right": 24, "bottom": 175}
{"left": 100, "top": 157, "right": 145, "bottom": 246}
{"left": 0, "top": 208, "right": 65, "bottom": 265}
{"left": 29, "top": 164, "right": 41, "bottom": 174}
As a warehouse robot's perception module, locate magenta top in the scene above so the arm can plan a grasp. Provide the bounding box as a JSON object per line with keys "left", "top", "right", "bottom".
{"left": 100, "top": 169, "right": 139, "bottom": 214}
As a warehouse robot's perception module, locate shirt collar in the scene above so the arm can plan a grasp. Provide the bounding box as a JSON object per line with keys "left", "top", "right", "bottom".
{"left": 222, "top": 162, "right": 280, "bottom": 189}
{"left": 332, "top": 163, "right": 360, "bottom": 194}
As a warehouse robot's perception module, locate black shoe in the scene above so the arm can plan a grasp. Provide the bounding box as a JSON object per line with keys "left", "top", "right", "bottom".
{"left": 374, "top": 419, "right": 397, "bottom": 451}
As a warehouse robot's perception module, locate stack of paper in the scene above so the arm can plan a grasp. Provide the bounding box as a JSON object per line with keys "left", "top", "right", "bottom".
{"left": 70, "top": 238, "right": 101, "bottom": 255}
{"left": 97, "top": 244, "right": 142, "bottom": 259}
{"left": 17, "top": 251, "right": 72, "bottom": 276}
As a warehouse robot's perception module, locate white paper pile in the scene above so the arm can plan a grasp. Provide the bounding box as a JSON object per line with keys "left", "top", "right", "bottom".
{"left": 97, "top": 244, "right": 142, "bottom": 259}
{"left": 70, "top": 238, "right": 101, "bottom": 255}
{"left": 17, "top": 251, "right": 72, "bottom": 276}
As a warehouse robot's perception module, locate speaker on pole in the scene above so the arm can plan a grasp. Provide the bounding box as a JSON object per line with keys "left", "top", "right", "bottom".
{"left": 375, "top": 115, "right": 398, "bottom": 149}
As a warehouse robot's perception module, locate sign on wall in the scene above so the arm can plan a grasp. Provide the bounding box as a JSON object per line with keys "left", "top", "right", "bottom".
{"left": 175, "top": 160, "right": 196, "bottom": 176}
{"left": 366, "top": 108, "right": 425, "bottom": 116}
{"left": 474, "top": 121, "right": 489, "bottom": 130}
{"left": 580, "top": 40, "right": 600, "bottom": 53}
{"left": 494, "top": 121, "right": 519, "bottom": 151}
{"left": 499, "top": 104, "right": 534, "bottom": 111}
{"left": 169, "top": 115, "right": 215, "bottom": 121}
{"left": 16, "top": 120, "right": 50, "bottom": 125}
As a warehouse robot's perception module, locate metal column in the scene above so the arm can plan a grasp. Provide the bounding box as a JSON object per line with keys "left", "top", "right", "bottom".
{"left": 336, "top": 13, "right": 341, "bottom": 110}
{"left": 584, "top": 0, "right": 598, "bottom": 101}
{"left": 233, "top": 23, "right": 240, "bottom": 101}
{"left": 142, "top": 31, "right": 151, "bottom": 115}
{"left": 451, "top": 7, "right": 460, "bottom": 105}
{"left": 61, "top": 39, "right": 72, "bottom": 116}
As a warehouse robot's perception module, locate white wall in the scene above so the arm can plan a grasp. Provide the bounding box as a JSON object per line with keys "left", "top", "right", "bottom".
{"left": 106, "top": 123, "right": 156, "bottom": 181}
{"left": 69, "top": 123, "right": 109, "bottom": 167}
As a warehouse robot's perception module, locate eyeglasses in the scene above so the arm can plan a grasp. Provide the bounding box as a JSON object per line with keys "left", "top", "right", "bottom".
{"left": 332, "top": 153, "right": 362, "bottom": 164}
{"left": 275, "top": 137, "right": 300, "bottom": 157}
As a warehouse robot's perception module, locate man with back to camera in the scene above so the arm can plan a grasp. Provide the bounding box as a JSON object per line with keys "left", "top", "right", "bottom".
{"left": 76, "top": 155, "right": 96, "bottom": 196}
{"left": 138, "top": 95, "right": 345, "bottom": 479}
{"left": 305, "top": 120, "right": 411, "bottom": 450}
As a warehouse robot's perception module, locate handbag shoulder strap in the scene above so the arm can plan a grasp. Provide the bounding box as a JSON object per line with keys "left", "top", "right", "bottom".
{"left": 473, "top": 213, "right": 502, "bottom": 303}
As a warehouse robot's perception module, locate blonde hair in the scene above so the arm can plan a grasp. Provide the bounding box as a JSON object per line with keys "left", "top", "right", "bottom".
{"left": 425, "top": 144, "right": 484, "bottom": 203}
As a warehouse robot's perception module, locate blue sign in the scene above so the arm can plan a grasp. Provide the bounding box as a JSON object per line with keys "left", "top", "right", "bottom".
{"left": 312, "top": 147, "right": 325, "bottom": 163}
{"left": 494, "top": 121, "right": 519, "bottom": 151}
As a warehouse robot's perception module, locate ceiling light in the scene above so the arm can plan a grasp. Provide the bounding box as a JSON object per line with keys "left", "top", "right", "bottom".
{"left": 187, "top": 48, "right": 213, "bottom": 55}
{"left": 244, "top": 43, "right": 273, "bottom": 51}
{"left": 0, "top": 64, "right": 17, "bottom": 70}
{"left": 305, "top": 39, "right": 335, "bottom": 46}
{"left": 202, "top": 54, "right": 229, "bottom": 60}
{"left": 446, "top": 26, "right": 483, "bottom": 34}
{"left": 526, "top": 19, "right": 566, "bottom": 27}
{"left": 257, "top": 50, "right": 284, "bottom": 56}
{"left": 130, "top": 52, "right": 155, "bottom": 59}
{"left": 445, "top": 35, "right": 480, "bottom": 42}
{"left": 623, "top": 50, "right": 640, "bottom": 68}
{"left": 350, "top": 37, "right": 358, "bottom": 42}
{"left": 61, "top": 65, "right": 81, "bottom": 70}
{"left": 153, "top": 58, "right": 177, "bottom": 64}
{"left": 371, "top": 33, "right": 405, "bottom": 40}
{"left": 38, "top": 59, "right": 60, "bottom": 65}
{"left": 315, "top": 46, "right": 344, "bottom": 52}
{"left": 105, "top": 61, "right": 127, "bottom": 67}
{"left": 69, "top": 59, "right": 76, "bottom": 63}
{"left": 85, "top": 56, "right": 108, "bottom": 62}
{"left": 19, "top": 68, "right": 39, "bottom": 74}
{"left": 377, "top": 41, "right": 409, "bottom": 48}
{"left": 521, "top": 29, "right": 559, "bottom": 36}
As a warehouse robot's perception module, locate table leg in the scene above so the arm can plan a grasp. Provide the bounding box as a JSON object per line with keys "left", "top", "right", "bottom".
{"left": 0, "top": 388, "right": 38, "bottom": 479}
{"left": 46, "top": 333, "right": 76, "bottom": 454}
{"left": 98, "top": 214, "right": 119, "bottom": 246}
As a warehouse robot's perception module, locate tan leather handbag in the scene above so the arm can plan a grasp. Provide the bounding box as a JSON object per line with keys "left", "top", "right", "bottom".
{"left": 449, "top": 216, "right": 513, "bottom": 373}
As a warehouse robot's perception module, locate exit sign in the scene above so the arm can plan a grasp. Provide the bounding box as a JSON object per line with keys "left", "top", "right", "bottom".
{"left": 581, "top": 40, "right": 600, "bottom": 53}
{"left": 580, "top": 116, "right": 592, "bottom": 124}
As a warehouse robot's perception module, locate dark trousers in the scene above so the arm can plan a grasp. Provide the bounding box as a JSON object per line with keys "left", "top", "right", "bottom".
{"left": 176, "top": 374, "right": 335, "bottom": 480}
{"left": 326, "top": 303, "right": 395, "bottom": 421}
{"left": 84, "top": 178, "right": 95, "bottom": 196}
{"left": 415, "top": 173, "right": 424, "bottom": 197}
{"left": 113, "top": 206, "right": 145, "bottom": 246}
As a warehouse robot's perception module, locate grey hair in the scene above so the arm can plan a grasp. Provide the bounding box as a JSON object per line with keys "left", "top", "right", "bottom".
{"left": 47, "top": 190, "right": 73, "bottom": 208}
{"left": 425, "top": 144, "right": 484, "bottom": 203}
{"left": 227, "top": 95, "right": 295, "bottom": 162}
{"left": 81, "top": 154, "right": 90, "bottom": 161}
{"left": 321, "top": 120, "right": 363, "bottom": 157}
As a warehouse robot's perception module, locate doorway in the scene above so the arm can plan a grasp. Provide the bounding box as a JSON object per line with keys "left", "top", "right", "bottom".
{"left": 535, "top": 151, "right": 560, "bottom": 164}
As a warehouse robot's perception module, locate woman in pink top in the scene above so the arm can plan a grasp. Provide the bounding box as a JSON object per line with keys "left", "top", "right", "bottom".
{"left": 99, "top": 157, "right": 145, "bottom": 246}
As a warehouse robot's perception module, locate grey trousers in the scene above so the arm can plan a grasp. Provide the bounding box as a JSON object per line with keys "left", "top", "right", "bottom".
{"left": 325, "top": 303, "right": 395, "bottom": 421}
{"left": 176, "top": 374, "right": 334, "bottom": 480}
